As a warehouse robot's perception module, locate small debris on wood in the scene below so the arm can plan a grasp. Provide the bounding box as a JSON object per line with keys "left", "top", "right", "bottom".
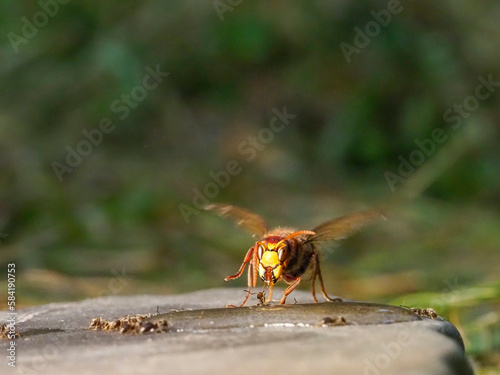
{"left": 88, "top": 314, "right": 168, "bottom": 334}
{"left": 257, "top": 291, "right": 268, "bottom": 306}
{"left": 0, "top": 323, "right": 20, "bottom": 339}
{"left": 316, "top": 316, "right": 348, "bottom": 327}
{"left": 168, "top": 308, "right": 193, "bottom": 313}
{"left": 409, "top": 307, "right": 443, "bottom": 320}
{"left": 240, "top": 289, "right": 269, "bottom": 306}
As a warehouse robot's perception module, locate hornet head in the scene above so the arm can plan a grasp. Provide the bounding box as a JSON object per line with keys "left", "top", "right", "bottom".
{"left": 256, "top": 230, "right": 316, "bottom": 285}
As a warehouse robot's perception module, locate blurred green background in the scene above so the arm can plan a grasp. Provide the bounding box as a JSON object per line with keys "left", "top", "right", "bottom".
{"left": 1, "top": 0, "right": 499, "bottom": 372}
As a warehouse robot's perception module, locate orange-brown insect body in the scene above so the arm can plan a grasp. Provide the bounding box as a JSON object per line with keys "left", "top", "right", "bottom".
{"left": 253, "top": 228, "right": 323, "bottom": 305}
{"left": 205, "top": 203, "right": 384, "bottom": 307}
{"left": 261, "top": 229, "right": 314, "bottom": 282}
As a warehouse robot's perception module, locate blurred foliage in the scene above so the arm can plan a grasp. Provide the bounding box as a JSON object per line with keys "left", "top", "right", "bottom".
{"left": 0, "top": 0, "right": 499, "bottom": 372}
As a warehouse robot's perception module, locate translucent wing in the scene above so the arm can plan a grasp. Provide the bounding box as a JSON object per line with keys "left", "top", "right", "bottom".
{"left": 204, "top": 203, "right": 268, "bottom": 237}
{"left": 308, "top": 209, "right": 385, "bottom": 244}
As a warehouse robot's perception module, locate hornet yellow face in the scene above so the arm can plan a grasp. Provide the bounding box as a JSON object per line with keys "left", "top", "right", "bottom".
{"left": 256, "top": 240, "right": 288, "bottom": 285}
